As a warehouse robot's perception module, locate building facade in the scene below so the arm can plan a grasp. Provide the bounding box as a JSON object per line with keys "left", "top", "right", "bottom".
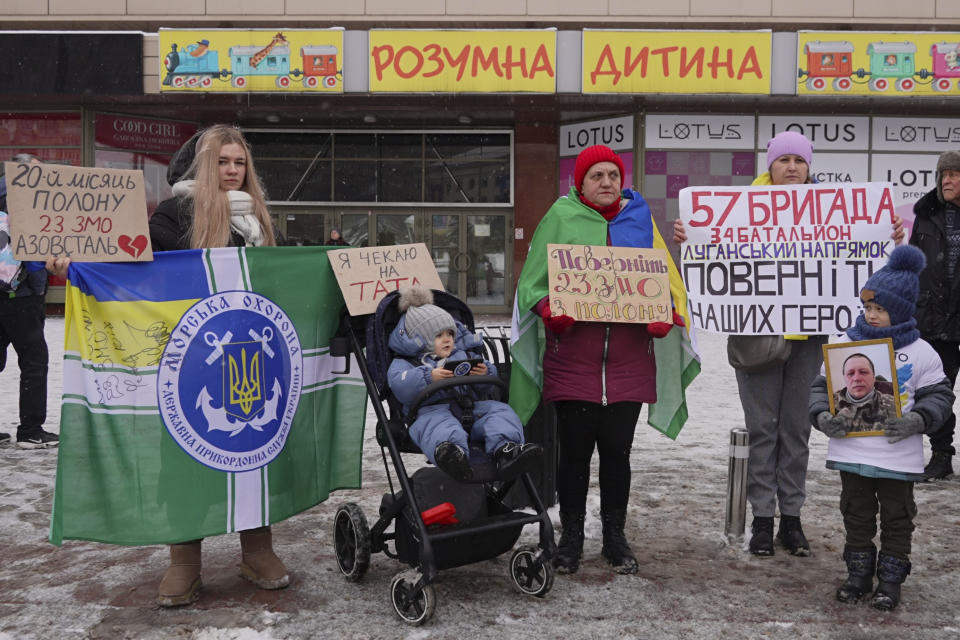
{"left": 2, "top": 1, "right": 959, "bottom": 311}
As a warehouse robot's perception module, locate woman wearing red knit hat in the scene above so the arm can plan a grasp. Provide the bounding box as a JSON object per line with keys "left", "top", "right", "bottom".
{"left": 514, "top": 144, "right": 686, "bottom": 575}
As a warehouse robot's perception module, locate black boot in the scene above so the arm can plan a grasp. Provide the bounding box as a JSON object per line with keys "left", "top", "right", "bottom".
{"left": 924, "top": 451, "right": 954, "bottom": 481}
{"left": 777, "top": 514, "right": 811, "bottom": 556}
{"left": 749, "top": 516, "right": 775, "bottom": 557}
{"left": 872, "top": 553, "right": 911, "bottom": 611}
{"left": 836, "top": 546, "right": 876, "bottom": 603}
{"left": 493, "top": 442, "right": 542, "bottom": 477}
{"left": 600, "top": 509, "right": 638, "bottom": 574}
{"left": 553, "top": 510, "right": 585, "bottom": 574}
{"left": 434, "top": 442, "right": 472, "bottom": 482}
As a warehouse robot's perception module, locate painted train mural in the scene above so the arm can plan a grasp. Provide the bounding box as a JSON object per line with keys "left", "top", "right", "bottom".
{"left": 162, "top": 32, "right": 341, "bottom": 90}
{"left": 799, "top": 40, "right": 960, "bottom": 93}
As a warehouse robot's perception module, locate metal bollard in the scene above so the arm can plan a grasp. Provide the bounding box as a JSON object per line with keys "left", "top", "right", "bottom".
{"left": 724, "top": 427, "right": 750, "bottom": 543}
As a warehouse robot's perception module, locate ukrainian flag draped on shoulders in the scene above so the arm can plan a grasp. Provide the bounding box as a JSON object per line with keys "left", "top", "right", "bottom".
{"left": 509, "top": 187, "right": 700, "bottom": 439}
{"left": 50, "top": 247, "right": 367, "bottom": 546}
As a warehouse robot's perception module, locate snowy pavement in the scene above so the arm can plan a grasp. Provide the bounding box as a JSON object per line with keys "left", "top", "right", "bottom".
{"left": 0, "top": 315, "right": 958, "bottom": 639}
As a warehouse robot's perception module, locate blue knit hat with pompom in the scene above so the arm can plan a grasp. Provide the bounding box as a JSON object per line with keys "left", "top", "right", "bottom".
{"left": 860, "top": 245, "right": 926, "bottom": 325}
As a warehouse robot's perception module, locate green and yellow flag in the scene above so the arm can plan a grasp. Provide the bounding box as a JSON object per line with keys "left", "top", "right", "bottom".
{"left": 50, "top": 247, "right": 367, "bottom": 545}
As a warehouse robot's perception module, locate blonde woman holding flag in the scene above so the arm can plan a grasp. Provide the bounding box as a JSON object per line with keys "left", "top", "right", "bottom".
{"left": 149, "top": 124, "right": 286, "bottom": 606}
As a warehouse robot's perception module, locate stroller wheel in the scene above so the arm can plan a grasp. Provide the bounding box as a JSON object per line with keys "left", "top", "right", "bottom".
{"left": 390, "top": 570, "right": 436, "bottom": 625}
{"left": 333, "top": 503, "right": 371, "bottom": 582}
{"left": 509, "top": 545, "right": 554, "bottom": 598}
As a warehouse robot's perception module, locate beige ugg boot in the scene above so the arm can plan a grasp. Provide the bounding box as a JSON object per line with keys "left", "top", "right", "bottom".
{"left": 239, "top": 526, "right": 290, "bottom": 589}
{"left": 157, "top": 540, "right": 202, "bottom": 607}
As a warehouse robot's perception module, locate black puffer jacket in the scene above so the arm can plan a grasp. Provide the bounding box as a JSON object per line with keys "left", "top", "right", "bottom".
{"left": 149, "top": 196, "right": 244, "bottom": 252}
{"left": 910, "top": 188, "right": 960, "bottom": 341}
{"left": 149, "top": 195, "right": 285, "bottom": 252}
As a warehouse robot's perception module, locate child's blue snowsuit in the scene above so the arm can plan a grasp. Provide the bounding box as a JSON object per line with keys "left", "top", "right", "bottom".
{"left": 387, "top": 316, "right": 524, "bottom": 464}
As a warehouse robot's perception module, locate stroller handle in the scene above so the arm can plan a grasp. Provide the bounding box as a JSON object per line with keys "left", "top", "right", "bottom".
{"left": 406, "top": 375, "right": 508, "bottom": 423}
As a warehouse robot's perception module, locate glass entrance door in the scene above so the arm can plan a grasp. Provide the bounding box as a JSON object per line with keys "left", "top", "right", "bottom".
{"left": 465, "top": 214, "right": 509, "bottom": 309}
{"left": 332, "top": 210, "right": 417, "bottom": 248}
{"left": 431, "top": 214, "right": 461, "bottom": 297}
{"left": 431, "top": 212, "right": 510, "bottom": 311}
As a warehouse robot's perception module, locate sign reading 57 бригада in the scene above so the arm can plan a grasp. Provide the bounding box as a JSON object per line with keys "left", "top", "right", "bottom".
{"left": 679, "top": 182, "right": 897, "bottom": 335}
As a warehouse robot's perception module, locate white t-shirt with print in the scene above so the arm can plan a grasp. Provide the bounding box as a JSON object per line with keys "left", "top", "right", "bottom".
{"left": 822, "top": 335, "right": 946, "bottom": 474}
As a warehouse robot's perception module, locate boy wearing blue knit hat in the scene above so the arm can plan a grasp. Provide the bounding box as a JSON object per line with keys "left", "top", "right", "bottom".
{"left": 809, "top": 245, "right": 955, "bottom": 611}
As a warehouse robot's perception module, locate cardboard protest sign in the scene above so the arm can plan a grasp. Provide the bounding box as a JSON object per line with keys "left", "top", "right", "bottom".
{"left": 679, "top": 182, "right": 895, "bottom": 335}
{"left": 545, "top": 244, "right": 672, "bottom": 323}
{"left": 4, "top": 161, "right": 152, "bottom": 262}
{"left": 328, "top": 242, "right": 444, "bottom": 316}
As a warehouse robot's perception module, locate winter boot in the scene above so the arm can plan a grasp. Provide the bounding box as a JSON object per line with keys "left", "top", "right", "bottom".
{"left": 871, "top": 553, "right": 911, "bottom": 611}
{"left": 924, "top": 451, "right": 954, "bottom": 481}
{"left": 777, "top": 514, "right": 811, "bottom": 556}
{"left": 157, "top": 540, "right": 202, "bottom": 607}
{"left": 434, "top": 442, "right": 473, "bottom": 482}
{"left": 600, "top": 509, "right": 638, "bottom": 574}
{"left": 552, "top": 510, "right": 585, "bottom": 574}
{"left": 836, "top": 546, "right": 876, "bottom": 603}
{"left": 239, "top": 526, "right": 290, "bottom": 589}
{"left": 493, "top": 442, "right": 542, "bottom": 477}
{"left": 749, "top": 516, "right": 775, "bottom": 557}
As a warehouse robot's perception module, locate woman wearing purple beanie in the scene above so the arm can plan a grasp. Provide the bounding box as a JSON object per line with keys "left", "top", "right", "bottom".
{"left": 734, "top": 131, "right": 825, "bottom": 557}
{"left": 675, "top": 131, "right": 904, "bottom": 558}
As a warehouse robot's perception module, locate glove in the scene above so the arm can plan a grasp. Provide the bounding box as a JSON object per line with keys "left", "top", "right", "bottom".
{"left": 647, "top": 311, "right": 685, "bottom": 339}
{"left": 538, "top": 301, "right": 575, "bottom": 334}
{"left": 883, "top": 412, "right": 925, "bottom": 444}
{"left": 816, "top": 411, "right": 849, "bottom": 438}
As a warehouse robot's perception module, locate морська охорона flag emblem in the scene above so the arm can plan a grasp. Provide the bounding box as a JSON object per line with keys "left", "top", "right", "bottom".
{"left": 158, "top": 290, "right": 303, "bottom": 473}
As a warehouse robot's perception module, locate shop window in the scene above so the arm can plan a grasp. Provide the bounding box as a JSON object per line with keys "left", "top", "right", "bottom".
{"left": 260, "top": 158, "right": 332, "bottom": 201}
{"left": 244, "top": 129, "right": 511, "bottom": 205}
{"left": 425, "top": 133, "right": 510, "bottom": 203}
{"left": 93, "top": 114, "right": 198, "bottom": 214}
{"left": 284, "top": 213, "right": 326, "bottom": 246}
{"left": 0, "top": 112, "right": 82, "bottom": 166}
{"left": 251, "top": 133, "right": 333, "bottom": 201}
{"left": 335, "top": 160, "right": 377, "bottom": 202}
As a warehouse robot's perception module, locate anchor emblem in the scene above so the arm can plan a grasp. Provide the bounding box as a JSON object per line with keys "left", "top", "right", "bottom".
{"left": 196, "top": 326, "right": 282, "bottom": 437}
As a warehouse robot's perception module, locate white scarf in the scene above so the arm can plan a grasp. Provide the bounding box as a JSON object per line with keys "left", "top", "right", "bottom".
{"left": 172, "top": 180, "right": 264, "bottom": 247}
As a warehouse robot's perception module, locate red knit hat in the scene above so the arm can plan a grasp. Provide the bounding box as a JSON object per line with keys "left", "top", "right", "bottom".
{"left": 573, "top": 145, "right": 625, "bottom": 192}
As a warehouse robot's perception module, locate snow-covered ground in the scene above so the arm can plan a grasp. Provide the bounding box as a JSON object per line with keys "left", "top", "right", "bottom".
{"left": 0, "top": 316, "right": 958, "bottom": 639}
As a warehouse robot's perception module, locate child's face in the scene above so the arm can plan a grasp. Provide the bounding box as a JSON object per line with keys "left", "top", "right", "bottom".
{"left": 433, "top": 329, "right": 455, "bottom": 358}
{"left": 863, "top": 300, "right": 891, "bottom": 328}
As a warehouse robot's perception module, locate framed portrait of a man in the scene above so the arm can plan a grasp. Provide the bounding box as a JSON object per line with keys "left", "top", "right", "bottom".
{"left": 823, "top": 338, "right": 901, "bottom": 437}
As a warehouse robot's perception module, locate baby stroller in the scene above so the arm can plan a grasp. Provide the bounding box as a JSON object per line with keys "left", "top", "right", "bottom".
{"left": 330, "top": 289, "right": 556, "bottom": 625}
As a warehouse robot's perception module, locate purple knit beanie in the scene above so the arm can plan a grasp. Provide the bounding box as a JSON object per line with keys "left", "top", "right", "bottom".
{"left": 766, "top": 131, "right": 813, "bottom": 169}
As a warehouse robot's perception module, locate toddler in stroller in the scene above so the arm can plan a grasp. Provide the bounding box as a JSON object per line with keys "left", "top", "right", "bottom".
{"left": 387, "top": 286, "right": 541, "bottom": 482}
{"left": 331, "top": 285, "right": 557, "bottom": 625}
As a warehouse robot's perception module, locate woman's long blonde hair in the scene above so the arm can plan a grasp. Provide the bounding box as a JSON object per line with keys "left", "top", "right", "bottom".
{"left": 185, "top": 125, "right": 276, "bottom": 249}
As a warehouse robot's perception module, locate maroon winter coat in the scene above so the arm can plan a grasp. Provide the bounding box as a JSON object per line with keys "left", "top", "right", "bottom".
{"left": 539, "top": 300, "right": 657, "bottom": 405}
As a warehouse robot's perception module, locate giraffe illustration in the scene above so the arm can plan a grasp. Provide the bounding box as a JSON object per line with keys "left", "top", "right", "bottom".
{"left": 249, "top": 32, "right": 288, "bottom": 69}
